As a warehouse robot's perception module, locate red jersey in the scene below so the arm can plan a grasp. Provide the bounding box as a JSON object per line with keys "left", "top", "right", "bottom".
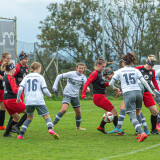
{"left": 136, "top": 65, "right": 159, "bottom": 92}
{"left": 0, "top": 62, "right": 5, "bottom": 90}
{"left": 82, "top": 70, "right": 109, "bottom": 96}
{"left": 3, "top": 74, "right": 19, "bottom": 100}
{"left": 13, "top": 63, "right": 28, "bottom": 86}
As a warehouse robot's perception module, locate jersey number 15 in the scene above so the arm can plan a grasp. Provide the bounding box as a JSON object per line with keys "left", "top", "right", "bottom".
{"left": 123, "top": 73, "right": 136, "bottom": 85}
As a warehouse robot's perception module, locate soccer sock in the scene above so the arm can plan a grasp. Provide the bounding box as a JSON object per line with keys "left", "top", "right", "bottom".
{"left": 4, "top": 120, "right": 17, "bottom": 135}
{"left": 76, "top": 116, "right": 81, "bottom": 128}
{"left": 140, "top": 112, "right": 148, "bottom": 132}
{"left": 113, "top": 116, "right": 118, "bottom": 127}
{"left": 16, "top": 114, "right": 27, "bottom": 128}
{"left": 151, "top": 114, "right": 157, "bottom": 131}
{"left": 157, "top": 112, "right": 160, "bottom": 124}
{"left": 7, "top": 116, "right": 13, "bottom": 126}
{"left": 0, "top": 110, "right": 5, "bottom": 126}
{"left": 136, "top": 115, "right": 142, "bottom": 125}
{"left": 53, "top": 111, "right": 63, "bottom": 125}
{"left": 128, "top": 112, "right": 143, "bottom": 134}
{"left": 20, "top": 119, "right": 31, "bottom": 136}
{"left": 117, "top": 109, "right": 125, "bottom": 129}
{"left": 45, "top": 118, "right": 53, "bottom": 130}
{"left": 100, "top": 119, "right": 106, "bottom": 128}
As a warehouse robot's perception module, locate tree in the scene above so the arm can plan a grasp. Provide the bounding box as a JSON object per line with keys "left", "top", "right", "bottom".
{"left": 38, "top": 0, "right": 113, "bottom": 72}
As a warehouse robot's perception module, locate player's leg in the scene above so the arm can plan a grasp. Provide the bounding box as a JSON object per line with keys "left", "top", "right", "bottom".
{"left": 12, "top": 101, "right": 26, "bottom": 133}
{"left": 108, "top": 101, "right": 126, "bottom": 134}
{"left": 71, "top": 96, "right": 85, "bottom": 130}
{"left": 17, "top": 105, "right": 34, "bottom": 139}
{"left": 143, "top": 92, "right": 159, "bottom": 134}
{"left": 93, "top": 94, "right": 117, "bottom": 134}
{"left": 3, "top": 113, "right": 20, "bottom": 137}
{"left": 157, "top": 104, "right": 160, "bottom": 131}
{"left": 153, "top": 90, "right": 160, "bottom": 131}
{"left": 43, "top": 113, "right": 59, "bottom": 139}
{"left": 53, "top": 95, "right": 70, "bottom": 127}
{"left": 0, "top": 101, "right": 6, "bottom": 130}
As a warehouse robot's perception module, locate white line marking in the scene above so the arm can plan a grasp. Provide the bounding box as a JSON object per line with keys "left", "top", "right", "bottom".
{"left": 100, "top": 143, "right": 160, "bottom": 160}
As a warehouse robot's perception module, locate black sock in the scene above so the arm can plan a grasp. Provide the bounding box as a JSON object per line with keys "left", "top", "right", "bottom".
{"left": 17, "top": 114, "right": 27, "bottom": 128}
{"left": 0, "top": 110, "right": 5, "bottom": 126}
{"left": 113, "top": 116, "right": 118, "bottom": 127}
{"left": 4, "top": 120, "right": 17, "bottom": 135}
{"left": 7, "top": 116, "right": 13, "bottom": 126}
{"left": 100, "top": 119, "right": 106, "bottom": 128}
{"left": 151, "top": 115, "right": 157, "bottom": 131}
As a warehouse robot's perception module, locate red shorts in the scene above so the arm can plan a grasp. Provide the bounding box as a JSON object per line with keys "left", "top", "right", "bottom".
{"left": 93, "top": 94, "right": 114, "bottom": 112}
{"left": 143, "top": 92, "right": 156, "bottom": 108}
{"left": 0, "top": 90, "right": 4, "bottom": 102}
{"left": 3, "top": 99, "right": 26, "bottom": 115}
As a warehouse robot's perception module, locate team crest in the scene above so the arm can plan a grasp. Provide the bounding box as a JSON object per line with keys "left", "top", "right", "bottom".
{"left": 149, "top": 71, "right": 152, "bottom": 75}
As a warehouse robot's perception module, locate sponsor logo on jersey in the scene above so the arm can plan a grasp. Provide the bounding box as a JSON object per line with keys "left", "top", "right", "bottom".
{"left": 144, "top": 75, "right": 149, "bottom": 80}
{"left": 149, "top": 71, "right": 152, "bottom": 75}
{"left": 141, "top": 70, "right": 144, "bottom": 72}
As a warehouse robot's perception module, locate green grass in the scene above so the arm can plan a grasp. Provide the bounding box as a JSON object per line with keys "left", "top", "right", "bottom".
{"left": 0, "top": 99, "right": 160, "bottom": 160}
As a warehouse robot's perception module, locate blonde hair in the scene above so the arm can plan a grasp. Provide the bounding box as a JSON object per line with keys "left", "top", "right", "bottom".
{"left": 94, "top": 57, "right": 106, "bottom": 69}
{"left": 30, "top": 62, "right": 41, "bottom": 73}
{"left": 1, "top": 62, "right": 12, "bottom": 71}
{"left": 146, "top": 55, "right": 156, "bottom": 66}
{"left": 0, "top": 52, "right": 11, "bottom": 63}
{"left": 147, "top": 55, "right": 156, "bottom": 62}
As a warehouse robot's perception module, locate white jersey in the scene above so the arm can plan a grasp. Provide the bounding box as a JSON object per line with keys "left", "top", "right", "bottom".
{"left": 19, "top": 72, "right": 48, "bottom": 105}
{"left": 112, "top": 66, "right": 143, "bottom": 93}
{"left": 53, "top": 71, "right": 87, "bottom": 97}
{"left": 155, "top": 69, "right": 160, "bottom": 88}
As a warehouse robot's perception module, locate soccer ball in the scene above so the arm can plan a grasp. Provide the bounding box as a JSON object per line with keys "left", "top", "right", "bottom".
{"left": 103, "top": 112, "right": 114, "bottom": 123}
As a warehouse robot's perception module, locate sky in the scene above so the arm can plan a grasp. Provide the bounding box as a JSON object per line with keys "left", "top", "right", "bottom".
{"left": 0, "top": 0, "right": 64, "bottom": 43}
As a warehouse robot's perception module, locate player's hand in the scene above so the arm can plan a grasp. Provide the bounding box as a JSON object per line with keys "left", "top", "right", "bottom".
{"left": 115, "top": 91, "right": 122, "bottom": 97}
{"left": 48, "top": 94, "right": 52, "bottom": 98}
{"left": 86, "top": 88, "right": 90, "bottom": 92}
{"left": 16, "top": 99, "right": 21, "bottom": 103}
{"left": 114, "top": 88, "right": 120, "bottom": 93}
{"left": 82, "top": 95, "right": 86, "bottom": 99}
{"left": 52, "top": 87, "right": 57, "bottom": 92}
{"left": 158, "top": 90, "right": 160, "bottom": 93}
{"left": 151, "top": 93, "right": 156, "bottom": 99}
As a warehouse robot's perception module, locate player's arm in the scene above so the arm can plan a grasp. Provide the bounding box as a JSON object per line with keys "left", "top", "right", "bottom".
{"left": 152, "top": 70, "right": 160, "bottom": 92}
{"left": 8, "top": 76, "right": 19, "bottom": 94}
{"left": 82, "top": 71, "right": 97, "bottom": 99}
{"left": 42, "top": 77, "right": 52, "bottom": 97}
{"left": 17, "top": 85, "right": 24, "bottom": 103}
{"left": 52, "top": 72, "right": 72, "bottom": 91}
{"left": 83, "top": 76, "right": 90, "bottom": 92}
{"left": 13, "top": 64, "right": 20, "bottom": 77}
{"left": 139, "top": 77, "right": 155, "bottom": 97}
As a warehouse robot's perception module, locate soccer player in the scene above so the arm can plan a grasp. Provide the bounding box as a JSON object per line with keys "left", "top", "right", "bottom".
{"left": 17, "top": 62, "right": 59, "bottom": 139}
{"left": 109, "top": 53, "right": 155, "bottom": 142}
{"left": 2, "top": 62, "right": 26, "bottom": 137}
{"left": 82, "top": 58, "right": 120, "bottom": 134}
{"left": 136, "top": 55, "right": 159, "bottom": 134}
{"left": 152, "top": 68, "right": 160, "bottom": 131}
{"left": 52, "top": 62, "right": 90, "bottom": 130}
{"left": 11, "top": 51, "right": 29, "bottom": 133}
{"left": 104, "top": 68, "right": 150, "bottom": 135}
{"left": 0, "top": 52, "right": 11, "bottom": 130}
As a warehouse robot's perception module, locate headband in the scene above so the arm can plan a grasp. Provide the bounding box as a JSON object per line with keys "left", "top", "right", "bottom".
{"left": 19, "top": 53, "right": 28, "bottom": 61}
{"left": 146, "top": 59, "right": 156, "bottom": 66}
{"left": 103, "top": 69, "right": 113, "bottom": 76}
{"left": 6, "top": 63, "right": 15, "bottom": 71}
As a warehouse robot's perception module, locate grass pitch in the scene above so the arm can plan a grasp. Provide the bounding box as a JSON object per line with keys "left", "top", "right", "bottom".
{"left": 0, "top": 99, "right": 160, "bottom": 160}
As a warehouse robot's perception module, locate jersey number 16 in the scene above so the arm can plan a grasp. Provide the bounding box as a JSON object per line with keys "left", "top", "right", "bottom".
{"left": 27, "top": 79, "right": 38, "bottom": 91}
